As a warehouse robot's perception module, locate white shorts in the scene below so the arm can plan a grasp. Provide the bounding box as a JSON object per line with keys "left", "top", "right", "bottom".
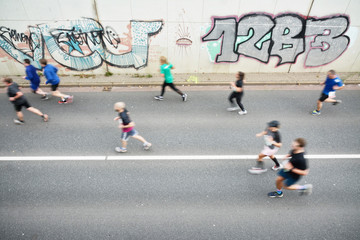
{"left": 261, "top": 146, "right": 279, "bottom": 156}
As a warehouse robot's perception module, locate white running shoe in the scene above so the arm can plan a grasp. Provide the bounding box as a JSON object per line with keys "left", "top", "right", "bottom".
{"left": 238, "top": 110, "right": 247, "bottom": 115}
{"left": 227, "top": 106, "right": 240, "bottom": 111}
{"left": 144, "top": 143, "right": 152, "bottom": 150}
{"left": 115, "top": 147, "right": 127, "bottom": 153}
{"left": 182, "top": 94, "right": 187, "bottom": 102}
{"left": 300, "top": 184, "right": 313, "bottom": 196}
{"left": 13, "top": 119, "right": 24, "bottom": 125}
{"left": 271, "top": 164, "right": 283, "bottom": 171}
{"left": 65, "top": 96, "right": 73, "bottom": 103}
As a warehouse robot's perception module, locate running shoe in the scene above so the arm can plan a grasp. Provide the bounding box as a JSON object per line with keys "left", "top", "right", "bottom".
{"left": 66, "top": 96, "right": 74, "bottom": 103}
{"left": 332, "top": 100, "right": 342, "bottom": 105}
{"left": 248, "top": 168, "right": 267, "bottom": 174}
{"left": 13, "top": 119, "right": 24, "bottom": 125}
{"left": 268, "top": 191, "right": 283, "bottom": 198}
{"left": 143, "top": 143, "right": 152, "bottom": 150}
{"left": 227, "top": 106, "right": 240, "bottom": 111}
{"left": 41, "top": 94, "right": 49, "bottom": 100}
{"left": 115, "top": 147, "right": 127, "bottom": 153}
{"left": 238, "top": 110, "right": 247, "bottom": 115}
{"left": 154, "top": 96, "right": 164, "bottom": 100}
{"left": 271, "top": 164, "right": 283, "bottom": 171}
{"left": 58, "top": 99, "right": 68, "bottom": 104}
{"left": 182, "top": 94, "right": 187, "bottom": 102}
{"left": 299, "top": 184, "right": 313, "bottom": 196}
{"left": 43, "top": 114, "right": 49, "bottom": 122}
{"left": 312, "top": 110, "right": 320, "bottom": 115}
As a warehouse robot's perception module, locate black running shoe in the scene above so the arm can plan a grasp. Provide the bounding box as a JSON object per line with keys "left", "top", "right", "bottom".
{"left": 332, "top": 100, "right": 342, "bottom": 105}
{"left": 268, "top": 191, "right": 283, "bottom": 198}
{"left": 154, "top": 96, "right": 164, "bottom": 100}
{"left": 41, "top": 94, "right": 49, "bottom": 100}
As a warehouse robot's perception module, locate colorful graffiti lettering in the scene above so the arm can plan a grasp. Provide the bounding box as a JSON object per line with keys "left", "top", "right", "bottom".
{"left": 202, "top": 13, "right": 350, "bottom": 67}
{"left": 0, "top": 18, "right": 163, "bottom": 70}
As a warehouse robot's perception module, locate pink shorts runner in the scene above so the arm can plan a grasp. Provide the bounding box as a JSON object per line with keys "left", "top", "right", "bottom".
{"left": 261, "top": 146, "right": 279, "bottom": 156}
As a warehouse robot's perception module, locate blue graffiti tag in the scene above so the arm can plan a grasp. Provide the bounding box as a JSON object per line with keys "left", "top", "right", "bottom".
{"left": 0, "top": 18, "right": 163, "bottom": 70}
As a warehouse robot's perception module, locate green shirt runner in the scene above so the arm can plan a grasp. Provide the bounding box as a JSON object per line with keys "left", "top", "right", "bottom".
{"left": 160, "top": 63, "right": 174, "bottom": 83}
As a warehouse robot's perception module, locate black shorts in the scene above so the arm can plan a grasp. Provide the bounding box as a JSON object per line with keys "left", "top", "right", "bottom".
{"left": 14, "top": 100, "right": 31, "bottom": 112}
{"left": 278, "top": 169, "right": 299, "bottom": 187}
{"left": 318, "top": 93, "right": 329, "bottom": 102}
{"left": 51, "top": 84, "right": 59, "bottom": 91}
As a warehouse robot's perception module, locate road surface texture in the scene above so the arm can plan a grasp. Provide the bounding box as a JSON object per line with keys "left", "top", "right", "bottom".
{"left": 0, "top": 87, "right": 359, "bottom": 239}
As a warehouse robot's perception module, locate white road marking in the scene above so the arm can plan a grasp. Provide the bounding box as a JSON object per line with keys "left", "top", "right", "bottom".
{"left": 0, "top": 154, "right": 359, "bottom": 161}
{"left": 0, "top": 156, "right": 106, "bottom": 161}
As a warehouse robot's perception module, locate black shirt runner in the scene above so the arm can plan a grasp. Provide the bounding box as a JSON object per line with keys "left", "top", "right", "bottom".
{"left": 7, "top": 82, "right": 26, "bottom": 105}
{"left": 288, "top": 150, "right": 308, "bottom": 180}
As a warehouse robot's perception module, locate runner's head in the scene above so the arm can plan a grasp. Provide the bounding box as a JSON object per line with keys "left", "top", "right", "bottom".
{"left": 327, "top": 70, "right": 336, "bottom": 79}
{"left": 2, "top": 77, "right": 13, "bottom": 86}
{"left": 268, "top": 120, "right": 280, "bottom": 131}
{"left": 39, "top": 59, "right": 48, "bottom": 67}
{"left": 24, "top": 59, "right": 31, "bottom": 66}
{"left": 236, "top": 71, "right": 245, "bottom": 81}
{"left": 114, "top": 102, "right": 126, "bottom": 112}
{"left": 292, "top": 138, "right": 306, "bottom": 150}
{"left": 160, "top": 56, "right": 169, "bottom": 65}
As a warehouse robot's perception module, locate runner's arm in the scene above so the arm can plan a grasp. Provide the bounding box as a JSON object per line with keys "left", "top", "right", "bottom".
{"left": 333, "top": 85, "right": 344, "bottom": 90}
{"left": 24, "top": 68, "right": 33, "bottom": 81}
{"left": 282, "top": 154, "right": 291, "bottom": 160}
{"left": 272, "top": 142, "right": 282, "bottom": 148}
{"left": 230, "top": 82, "right": 243, "bottom": 92}
{"left": 119, "top": 121, "right": 135, "bottom": 129}
{"left": 256, "top": 131, "right": 267, "bottom": 137}
{"left": 9, "top": 91, "right": 23, "bottom": 101}
{"left": 291, "top": 168, "right": 309, "bottom": 176}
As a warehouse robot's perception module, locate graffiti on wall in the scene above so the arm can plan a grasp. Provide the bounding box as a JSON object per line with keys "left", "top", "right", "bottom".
{"left": 0, "top": 18, "right": 163, "bottom": 70}
{"left": 175, "top": 9, "right": 193, "bottom": 56}
{"left": 202, "top": 13, "right": 350, "bottom": 67}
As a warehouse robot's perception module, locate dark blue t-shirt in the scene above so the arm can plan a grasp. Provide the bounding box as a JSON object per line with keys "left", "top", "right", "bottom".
{"left": 119, "top": 109, "right": 131, "bottom": 125}
{"left": 25, "top": 65, "right": 40, "bottom": 84}
{"left": 323, "top": 76, "right": 343, "bottom": 95}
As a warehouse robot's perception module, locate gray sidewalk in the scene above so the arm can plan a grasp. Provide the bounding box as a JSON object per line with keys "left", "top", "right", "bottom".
{"left": 1, "top": 72, "right": 360, "bottom": 88}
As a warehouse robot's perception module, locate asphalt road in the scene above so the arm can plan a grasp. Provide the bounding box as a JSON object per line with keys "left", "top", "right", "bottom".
{"left": 0, "top": 88, "right": 359, "bottom": 239}
{"left": 0, "top": 159, "right": 359, "bottom": 240}
{"left": 0, "top": 88, "right": 359, "bottom": 156}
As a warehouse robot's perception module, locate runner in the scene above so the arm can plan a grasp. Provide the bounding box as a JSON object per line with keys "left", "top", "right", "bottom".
{"left": 113, "top": 102, "right": 152, "bottom": 153}
{"left": 23, "top": 59, "right": 48, "bottom": 100}
{"left": 39, "top": 59, "right": 73, "bottom": 104}
{"left": 227, "top": 71, "right": 247, "bottom": 115}
{"left": 3, "top": 77, "right": 48, "bottom": 124}
{"left": 154, "top": 56, "right": 187, "bottom": 101}
{"left": 248, "top": 120, "right": 282, "bottom": 174}
{"left": 312, "top": 70, "right": 344, "bottom": 115}
{"left": 268, "top": 138, "right": 313, "bottom": 198}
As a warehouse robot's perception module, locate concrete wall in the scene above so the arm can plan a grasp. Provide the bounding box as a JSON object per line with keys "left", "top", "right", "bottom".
{"left": 0, "top": 0, "right": 359, "bottom": 75}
